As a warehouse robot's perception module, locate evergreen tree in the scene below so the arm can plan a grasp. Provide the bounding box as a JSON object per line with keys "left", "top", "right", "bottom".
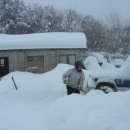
{"left": 0, "top": 0, "right": 30, "bottom": 34}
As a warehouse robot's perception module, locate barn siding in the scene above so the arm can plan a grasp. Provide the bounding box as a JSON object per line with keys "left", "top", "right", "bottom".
{"left": 0, "top": 48, "right": 87, "bottom": 75}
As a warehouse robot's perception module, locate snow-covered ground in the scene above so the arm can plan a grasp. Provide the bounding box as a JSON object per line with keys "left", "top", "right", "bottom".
{"left": 0, "top": 58, "right": 130, "bottom": 130}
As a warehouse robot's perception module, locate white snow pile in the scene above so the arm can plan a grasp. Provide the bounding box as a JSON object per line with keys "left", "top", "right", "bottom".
{"left": 0, "top": 63, "right": 130, "bottom": 130}
{"left": 83, "top": 55, "right": 119, "bottom": 82}
{"left": 83, "top": 55, "right": 116, "bottom": 71}
{"left": 0, "top": 32, "right": 86, "bottom": 50}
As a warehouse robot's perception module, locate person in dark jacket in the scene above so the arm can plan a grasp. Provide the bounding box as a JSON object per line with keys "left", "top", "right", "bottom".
{"left": 62, "top": 61, "right": 85, "bottom": 95}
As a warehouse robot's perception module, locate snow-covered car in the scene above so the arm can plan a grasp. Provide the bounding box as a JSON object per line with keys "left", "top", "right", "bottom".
{"left": 83, "top": 55, "right": 130, "bottom": 93}
{"left": 112, "top": 58, "right": 124, "bottom": 68}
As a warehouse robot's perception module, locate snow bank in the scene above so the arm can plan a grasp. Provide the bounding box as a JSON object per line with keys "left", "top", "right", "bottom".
{"left": 0, "top": 64, "right": 130, "bottom": 130}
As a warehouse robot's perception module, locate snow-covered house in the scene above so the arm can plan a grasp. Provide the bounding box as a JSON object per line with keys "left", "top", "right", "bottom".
{"left": 0, "top": 32, "right": 87, "bottom": 76}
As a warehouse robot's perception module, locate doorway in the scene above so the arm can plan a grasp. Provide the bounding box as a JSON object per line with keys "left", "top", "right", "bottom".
{"left": 0, "top": 57, "right": 9, "bottom": 77}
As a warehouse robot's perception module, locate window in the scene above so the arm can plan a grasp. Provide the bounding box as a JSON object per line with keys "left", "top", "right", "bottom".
{"left": 59, "top": 55, "right": 67, "bottom": 64}
{"left": 0, "top": 59, "right": 5, "bottom": 67}
{"left": 59, "top": 54, "right": 76, "bottom": 65}
{"left": 26, "top": 56, "right": 44, "bottom": 72}
{"left": 68, "top": 55, "right": 76, "bottom": 65}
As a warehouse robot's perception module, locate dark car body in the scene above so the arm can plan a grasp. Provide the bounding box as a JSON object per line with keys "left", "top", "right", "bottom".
{"left": 115, "top": 79, "right": 130, "bottom": 88}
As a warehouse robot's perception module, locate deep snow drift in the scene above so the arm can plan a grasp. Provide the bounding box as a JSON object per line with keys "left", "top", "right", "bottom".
{"left": 0, "top": 63, "right": 130, "bottom": 130}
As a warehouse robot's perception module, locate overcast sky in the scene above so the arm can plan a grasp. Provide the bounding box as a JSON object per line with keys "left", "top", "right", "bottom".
{"left": 23, "top": 0, "right": 130, "bottom": 20}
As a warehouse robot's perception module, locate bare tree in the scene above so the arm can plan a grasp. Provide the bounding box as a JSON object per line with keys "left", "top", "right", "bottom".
{"left": 105, "top": 12, "right": 123, "bottom": 53}
{"left": 62, "top": 9, "right": 82, "bottom": 32}
{"left": 81, "top": 15, "right": 105, "bottom": 51}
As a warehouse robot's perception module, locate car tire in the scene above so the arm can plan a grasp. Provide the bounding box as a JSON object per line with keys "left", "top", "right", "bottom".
{"left": 95, "top": 82, "right": 117, "bottom": 93}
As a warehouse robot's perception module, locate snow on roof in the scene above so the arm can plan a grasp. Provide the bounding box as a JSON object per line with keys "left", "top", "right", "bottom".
{"left": 0, "top": 32, "right": 87, "bottom": 50}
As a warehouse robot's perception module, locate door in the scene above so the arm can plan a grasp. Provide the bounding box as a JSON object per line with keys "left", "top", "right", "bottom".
{"left": 0, "top": 57, "right": 9, "bottom": 77}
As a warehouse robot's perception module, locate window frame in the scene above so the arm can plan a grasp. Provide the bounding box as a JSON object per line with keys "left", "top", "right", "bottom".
{"left": 59, "top": 54, "right": 76, "bottom": 65}
{"left": 26, "top": 55, "right": 44, "bottom": 71}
